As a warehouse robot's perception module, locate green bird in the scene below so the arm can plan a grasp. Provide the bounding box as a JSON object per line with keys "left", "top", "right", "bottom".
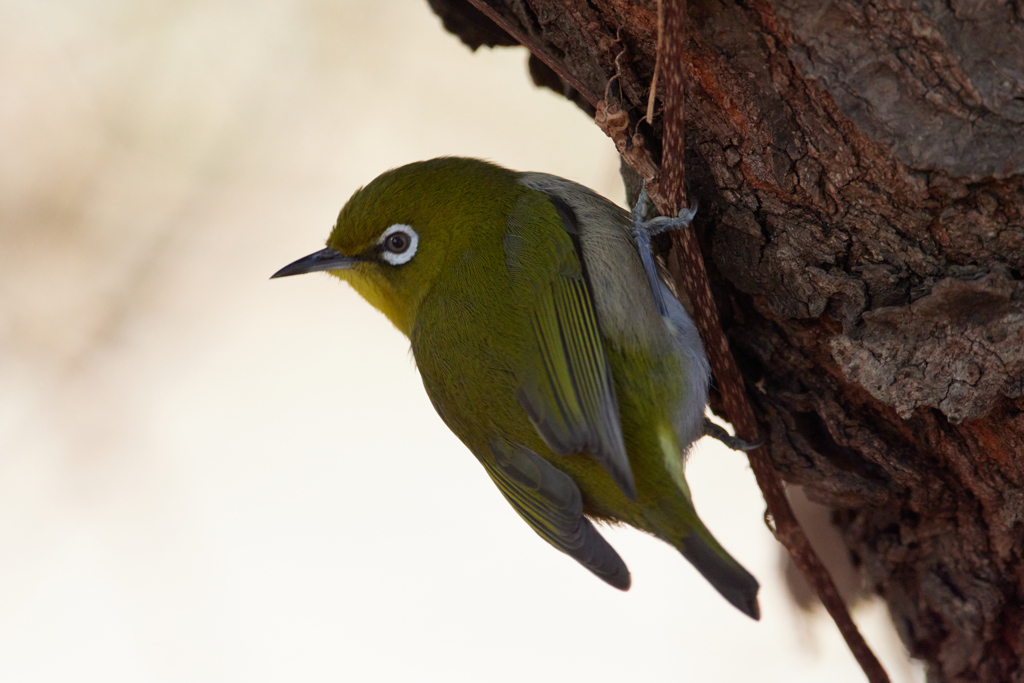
{"left": 272, "top": 157, "right": 760, "bottom": 619}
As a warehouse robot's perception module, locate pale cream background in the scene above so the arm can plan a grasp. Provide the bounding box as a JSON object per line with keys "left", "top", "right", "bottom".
{"left": 0, "top": 1, "right": 924, "bottom": 681}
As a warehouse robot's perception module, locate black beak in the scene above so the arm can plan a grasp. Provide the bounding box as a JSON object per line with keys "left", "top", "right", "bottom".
{"left": 271, "top": 248, "right": 357, "bottom": 279}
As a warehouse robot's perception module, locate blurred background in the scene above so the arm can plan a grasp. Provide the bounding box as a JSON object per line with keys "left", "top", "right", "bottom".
{"left": 0, "top": 1, "right": 924, "bottom": 680}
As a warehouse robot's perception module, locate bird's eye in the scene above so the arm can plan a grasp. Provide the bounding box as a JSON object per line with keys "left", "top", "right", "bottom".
{"left": 384, "top": 232, "right": 410, "bottom": 254}
{"left": 377, "top": 224, "right": 419, "bottom": 266}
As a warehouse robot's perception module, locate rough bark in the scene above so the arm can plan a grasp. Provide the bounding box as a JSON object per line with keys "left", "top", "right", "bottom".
{"left": 426, "top": 1, "right": 1024, "bottom": 681}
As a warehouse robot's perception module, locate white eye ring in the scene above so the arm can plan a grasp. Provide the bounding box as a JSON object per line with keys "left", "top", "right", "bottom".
{"left": 378, "top": 224, "right": 418, "bottom": 266}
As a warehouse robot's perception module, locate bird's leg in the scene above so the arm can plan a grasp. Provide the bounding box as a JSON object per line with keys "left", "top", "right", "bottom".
{"left": 703, "top": 418, "right": 763, "bottom": 451}
{"left": 632, "top": 191, "right": 764, "bottom": 451}
{"left": 630, "top": 186, "right": 698, "bottom": 316}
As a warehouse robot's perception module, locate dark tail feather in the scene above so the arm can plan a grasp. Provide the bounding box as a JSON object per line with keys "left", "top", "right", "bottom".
{"left": 681, "top": 533, "right": 761, "bottom": 620}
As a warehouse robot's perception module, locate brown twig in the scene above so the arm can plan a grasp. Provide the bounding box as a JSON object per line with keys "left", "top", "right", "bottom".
{"left": 656, "top": 1, "right": 890, "bottom": 681}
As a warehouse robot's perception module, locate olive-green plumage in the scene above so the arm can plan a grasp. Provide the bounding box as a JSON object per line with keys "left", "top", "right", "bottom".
{"left": 273, "top": 157, "right": 760, "bottom": 619}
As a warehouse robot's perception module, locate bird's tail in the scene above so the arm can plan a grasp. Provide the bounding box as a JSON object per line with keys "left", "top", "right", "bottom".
{"left": 680, "top": 522, "right": 761, "bottom": 620}
{"left": 656, "top": 423, "right": 760, "bottom": 619}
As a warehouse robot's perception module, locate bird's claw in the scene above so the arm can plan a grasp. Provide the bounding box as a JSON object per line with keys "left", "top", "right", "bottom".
{"left": 630, "top": 186, "right": 699, "bottom": 240}
{"left": 703, "top": 418, "right": 764, "bottom": 451}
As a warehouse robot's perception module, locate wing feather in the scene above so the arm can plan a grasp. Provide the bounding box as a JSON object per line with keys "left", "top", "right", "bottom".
{"left": 486, "top": 439, "right": 630, "bottom": 590}
{"left": 505, "top": 191, "right": 635, "bottom": 498}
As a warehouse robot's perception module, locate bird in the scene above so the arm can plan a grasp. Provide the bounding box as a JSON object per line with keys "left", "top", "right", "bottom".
{"left": 272, "top": 157, "right": 760, "bottom": 619}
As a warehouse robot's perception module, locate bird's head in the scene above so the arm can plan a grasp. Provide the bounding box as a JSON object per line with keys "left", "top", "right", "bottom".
{"left": 272, "top": 157, "right": 515, "bottom": 336}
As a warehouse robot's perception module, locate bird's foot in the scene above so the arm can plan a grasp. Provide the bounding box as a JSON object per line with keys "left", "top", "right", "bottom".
{"left": 703, "top": 418, "right": 763, "bottom": 451}
{"left": 630, "top": 186, "right": 699, "bottom": 241}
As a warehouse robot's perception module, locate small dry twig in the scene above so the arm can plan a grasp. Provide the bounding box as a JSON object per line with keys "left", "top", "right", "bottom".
{"left": 646, "top": 0, "right": 664, "bottom": 124}
{"left": 596, "top": 55, "right": 660, "bottom": 185}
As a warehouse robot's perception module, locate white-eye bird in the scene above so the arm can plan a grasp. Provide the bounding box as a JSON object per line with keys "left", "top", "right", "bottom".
{"left": 273, "top": 157, "right": 760, "bottom": 619}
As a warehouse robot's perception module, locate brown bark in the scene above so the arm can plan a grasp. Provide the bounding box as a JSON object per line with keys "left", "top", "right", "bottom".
{"left": 426, "top": 1, "right": 1024, "bottom": 681}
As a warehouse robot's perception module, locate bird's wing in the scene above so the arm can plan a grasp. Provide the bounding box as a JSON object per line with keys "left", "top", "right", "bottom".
{"left": 485, "top": 438, "right": 630, "bottom": 590}
{"left": 504, "top": 191, "right": 635, "bottom": 499}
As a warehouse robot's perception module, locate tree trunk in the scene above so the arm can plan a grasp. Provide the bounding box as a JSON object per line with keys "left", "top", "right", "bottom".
{"left": 427, "top": 1, "right": 1024, "bottom": 680}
